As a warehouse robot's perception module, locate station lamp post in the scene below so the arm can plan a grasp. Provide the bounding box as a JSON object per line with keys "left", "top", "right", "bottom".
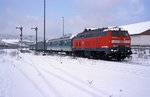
{"left": 62, "top": 16, "right": 64, "bottom": 37}
{"left": 16, "top": 26, "right": 23, "bottom": 52}
{"left": 43, "top": 0, "right": 46, "bottom": 55}
{"left": 31, "top": 27, "right": 38, "bottom": 51}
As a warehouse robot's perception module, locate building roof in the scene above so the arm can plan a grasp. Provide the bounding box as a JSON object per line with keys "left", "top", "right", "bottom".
{"left": 131, "top": 29, "right": 150, "bottom": 36}
{"left": 0, "top": 40, "right": 6, "bottom": 44}
{"left": 140, "top": 29, "right": 150, "bottom": 35}
{"left": 2, "top": 39, "right": 19, "bottom": 44}
{"left": 121, "top": 21, "right": 150, "bottom": 35}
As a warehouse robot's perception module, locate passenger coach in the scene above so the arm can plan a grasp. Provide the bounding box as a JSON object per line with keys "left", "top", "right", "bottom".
{"left": 46, "top": 35, "right": 74, "bottom": 55}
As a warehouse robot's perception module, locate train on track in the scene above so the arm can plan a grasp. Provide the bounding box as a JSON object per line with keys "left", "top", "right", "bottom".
{"left": 29, "top": 27, "right": 132, "bottom": 60}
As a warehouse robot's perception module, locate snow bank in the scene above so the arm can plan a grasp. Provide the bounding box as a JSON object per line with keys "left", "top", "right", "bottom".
{"left": 0, "top": 49, "right": 150, "bottom": 97}
{"left": 2, "top": 39, "right": 19, "bottom": 44}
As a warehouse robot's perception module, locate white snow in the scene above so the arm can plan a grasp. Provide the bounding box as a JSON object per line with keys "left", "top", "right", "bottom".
{"left": 104, "top": 26, "right": 127, "bottom": 32}
{"left": 2, "top": 39, "right": 19, "bottom": 44}
{"left": 121, "top": 21, "right": 150, "bottom": 35}
{"left": 1, "top": 21, "right": 150, "bottom": 97}
{"left": 0, "top": 49, "right": 150, "bottom": 97}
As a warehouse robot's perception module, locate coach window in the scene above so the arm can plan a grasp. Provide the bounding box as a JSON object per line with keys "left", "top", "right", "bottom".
{"left": 64, "top": 41, "right": 67, "bottom": 46}
{"left": 66, "top": 40, "right": 70, "bottom": 46}
{"left": 59, "top": 41, "right": 61, "bottom": 46}
{"left": 50, "top": 42, "right": 52, "bottom": 46}
{"left": 52, "top": 42, "right": 54, "bottom": 46}
{"left": 49, "top": 42, "right": 52, "bottom": 46}
{"left": 68, "top": 41, "right": 71, "bottom": 46}
{"left": 56, "top": 42, "right": 58, "bottom": 46}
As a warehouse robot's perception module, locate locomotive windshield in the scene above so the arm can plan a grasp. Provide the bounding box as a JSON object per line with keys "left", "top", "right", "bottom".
{"left": 112, "top": 31, "right": 129, "bottom": 36}
{"left": 121, "top": 31, "right": 129, "bottom": 36}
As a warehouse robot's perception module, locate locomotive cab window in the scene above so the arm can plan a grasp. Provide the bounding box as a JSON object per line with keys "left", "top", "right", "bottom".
{"left": 121, "top": 31, "right": 129, "bottom": 36}
{"left": 112, "top": 31, "right": 129, "bottom": 36}
{"left": 112, "top": 31, "right": 120, "bottom": 36}
{"left": 101, "top": 31, "right": 108, "bottom": 36}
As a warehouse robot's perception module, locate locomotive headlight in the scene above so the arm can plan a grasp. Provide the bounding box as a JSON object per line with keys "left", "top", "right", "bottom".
{"left": 123, "top": 40, "right": 130, "bottom": 43}
{"left": 127, "top": 50, "right": 130, "bottom": 52}
{"left": 111, "top": 49, "right": 114, "bottom": 51}
{"left": 111, "top": 49, "right": 118, "bottom": 52}
{"left": 112, "top": 40, "right": 120, "bottom": 43}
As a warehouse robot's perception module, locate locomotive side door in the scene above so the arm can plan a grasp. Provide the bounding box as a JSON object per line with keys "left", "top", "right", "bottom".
{"left": 96, "top": 37, "right": 100, "bottom": 48}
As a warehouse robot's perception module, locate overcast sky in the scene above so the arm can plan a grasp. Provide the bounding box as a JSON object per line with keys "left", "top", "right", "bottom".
{"left": 0, "top": 0, "right": 149, "bottom": 39}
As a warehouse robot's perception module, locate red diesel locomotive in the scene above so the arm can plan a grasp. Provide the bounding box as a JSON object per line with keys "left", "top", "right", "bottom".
{"left": 72, "top": 27, "right": 132, "bottom": 60}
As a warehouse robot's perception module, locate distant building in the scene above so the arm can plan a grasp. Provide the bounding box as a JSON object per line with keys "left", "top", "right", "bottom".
{"left": 0, "top": 39, "right": 19, "bottom": 49}
{"left": 121, "top": 21, "right": 150, "bottom": 48}
{"left": 0, "top": 40, "right": 7, "bottom": 49}
{"left": 130, "top": 29, "right": 150, "bottom": 47}
{"left": 0, "top": 39, "right": 34, "bottom": 49}
{"left": 121, "top": 21, "right": 150, "bottom": 35}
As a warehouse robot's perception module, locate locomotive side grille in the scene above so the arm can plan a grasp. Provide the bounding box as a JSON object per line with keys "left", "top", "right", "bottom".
{"left": 118, "top": 45, "right": 125, "bottom": 48}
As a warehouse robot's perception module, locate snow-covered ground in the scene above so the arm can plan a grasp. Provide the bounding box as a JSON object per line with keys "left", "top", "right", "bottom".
{"left": 0, "top": 49, "right": 150, "bottom": 97}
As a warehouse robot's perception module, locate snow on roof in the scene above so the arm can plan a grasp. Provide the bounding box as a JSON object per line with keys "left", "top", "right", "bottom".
{"left": 2, "top": 39, "right": 34, "bottom": 44}
{"left": 47, "top": 33, "right": 78, "bottom": 42}
{"left": 121, "top": 21, "right": 150, "bottom": 35}
{"left": 70, "top": 33, "right": 78, "bottom": 39}
{"left": 131, "top": 29, "right": 150, "bottom": 36}
{"left": 104, "top": 26, "right": 127, "bottom": 31}
{"left": 84, "top": 28, "right": 97, "bottom": 31}
{"left": 2, "top": 39, "right": 19, "bottom": 44}
{"left": 0, "top": 40, "right": 5, "bottom": 44}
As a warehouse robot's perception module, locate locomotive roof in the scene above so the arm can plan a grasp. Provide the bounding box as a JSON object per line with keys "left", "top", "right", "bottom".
{"left": 82, "top": 27, "right": 108, "bottom": 33}
{"left": 103, "top": 26, "right": 127, "bottom": 32}
{"left": 78, "top": 27, "right": 127, "bottom": 35}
